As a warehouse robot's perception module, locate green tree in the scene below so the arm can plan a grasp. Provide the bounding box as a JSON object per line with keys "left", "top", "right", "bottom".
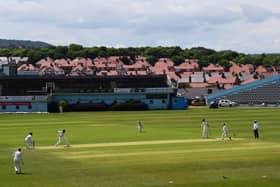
{"left": 146, "top": 56, "right": 158, "bottom": 66}
{"left": 171, "top": 55, "right": 185, "bottom": 65}
{"left": 0, "top": 48, "right": 12, "bottom": 56}
{"left": 218, "top": 59, "right": 231, "bottom": 71}
{"left": 54, "top": 46, "right": 68, "bottom": 59}
{"left": 69, "top": 44, "right": 83, "bottom": 51}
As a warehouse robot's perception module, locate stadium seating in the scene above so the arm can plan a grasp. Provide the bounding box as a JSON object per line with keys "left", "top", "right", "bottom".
{"left": 225, "top": 81, "right": 280, "bottom": 105}
{"left": 207, "top": 74, "right": 280, "bottom": 105}
{"left": 0, "top": 75, "right": 169, "bottom": 96}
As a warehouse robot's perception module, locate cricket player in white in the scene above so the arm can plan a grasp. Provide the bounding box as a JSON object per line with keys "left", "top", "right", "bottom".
{"left": 201, "top": 119, "right": 209, "bottom": 139}
{"left": 221, "top": 123, "right": 231, "bottom": 140}
{"left": 55, "top": 129, "right": 70, "bottom": 147}
{"left": 253, "top": 120, "right": 259, "bottom": 139}
{"left": 25, "top": 132, "right": 34, "bottom": 149}
{"left": 137, "top": 121, "right": 143, "bottom": 133}
{"left": 13, "top": 148, "right": 24, "bottom": 174}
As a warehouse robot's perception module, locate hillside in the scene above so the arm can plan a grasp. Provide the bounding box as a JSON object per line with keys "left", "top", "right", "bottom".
{"left": 0, "top": 39, "right": 52, "bottom": 48}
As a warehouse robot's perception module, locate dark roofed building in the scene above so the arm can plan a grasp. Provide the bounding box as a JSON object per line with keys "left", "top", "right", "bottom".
{"left": 0, "top": 75, "right": 169, "bottom": 96}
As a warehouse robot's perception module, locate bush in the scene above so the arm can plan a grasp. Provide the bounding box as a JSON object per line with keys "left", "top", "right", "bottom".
{"left": 58, "top": 100, "right": 68, "bottom": 108}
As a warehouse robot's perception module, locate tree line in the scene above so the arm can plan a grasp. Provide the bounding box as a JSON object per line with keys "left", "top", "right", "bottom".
{"left": 0, "top": 39, "right": 51, "bottom": 48}
{"left": 0, "top": 44, "right": 280, "bottom": 69}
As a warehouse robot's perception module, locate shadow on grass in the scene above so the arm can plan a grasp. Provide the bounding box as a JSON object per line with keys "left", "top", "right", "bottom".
{"left": 17, "top": 172, "right": 32, "bottom": 175}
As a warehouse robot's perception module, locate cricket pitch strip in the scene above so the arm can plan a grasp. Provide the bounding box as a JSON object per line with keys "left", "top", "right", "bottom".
{"left": 37, "top": 138, "right": 245, "bottom": 150}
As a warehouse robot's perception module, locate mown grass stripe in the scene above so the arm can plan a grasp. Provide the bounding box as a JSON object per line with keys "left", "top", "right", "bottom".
{"left": 61, "top": 144, "right": 280, "bottom": 159}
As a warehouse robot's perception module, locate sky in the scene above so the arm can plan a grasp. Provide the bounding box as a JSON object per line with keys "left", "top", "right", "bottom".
{"left": 1, "top": 0, "right": 280, "bottom": 53}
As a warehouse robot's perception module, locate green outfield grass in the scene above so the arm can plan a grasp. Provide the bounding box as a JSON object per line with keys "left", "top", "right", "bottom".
{"left": 0, "top": 108, "right": 280, "bottom": 187}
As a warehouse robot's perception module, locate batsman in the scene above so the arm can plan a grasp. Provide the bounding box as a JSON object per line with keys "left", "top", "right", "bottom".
{"left": 25, "top": 132, "right": 35, "bottom": 149}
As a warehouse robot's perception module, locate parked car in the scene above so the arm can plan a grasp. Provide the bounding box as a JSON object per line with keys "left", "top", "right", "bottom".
{"left": 191, "top": 99, "right": 205, "bottom": 106}
{"left": 191, "top": 96, "right": 205, "bottom": 106}
{"left": 218, "top": 99, "right": 237, "bottom": 107}
{"left": 209, "top": 100, "right": 219, "bottom": 109}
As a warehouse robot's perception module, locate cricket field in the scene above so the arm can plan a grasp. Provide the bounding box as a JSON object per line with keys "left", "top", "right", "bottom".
{"left": 0, "top": 107, "right": 279, "bottom": 187}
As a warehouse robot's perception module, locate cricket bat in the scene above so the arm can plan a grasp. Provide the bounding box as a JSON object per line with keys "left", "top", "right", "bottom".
{"left": 33, "top": 140, "right": 35, "bottom": 149}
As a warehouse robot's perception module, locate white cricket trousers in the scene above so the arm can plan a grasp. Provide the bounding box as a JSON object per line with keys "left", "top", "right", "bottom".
{"left": 55, "top": 137, "right": 69, "bottom": 146}
{"left": 13, "top": 160, "right": 21, "bottom": 173}
{"left": 26, "top": 140, "right": 33, "bottom": 149}
{"left": 202, "top": 127, "right": 209, "bottom": 138}
{"left": 221, "top": 131, "right": 227, "bottom": 140}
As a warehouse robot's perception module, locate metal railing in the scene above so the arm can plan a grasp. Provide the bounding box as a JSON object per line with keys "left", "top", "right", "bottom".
{"left": 0, "top": 96, "right": 48, "bottom": 102}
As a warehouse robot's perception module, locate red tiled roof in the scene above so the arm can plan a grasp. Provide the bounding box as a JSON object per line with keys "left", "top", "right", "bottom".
{"left": 94, "top": 62, "right": 106, "bottom": 68}
{"left": 181, "top": 59, "right": 199, "bottom": 68}
{"left": 52, "top": 65, "right": 64, "bottom": 72}
{"left": 180, "top": 72, "right": 192, "bottom": 78}
{"left": 36, "top": 57, "right": 54, "bottom": 67}
{"left": 149, "top": 66, "right": 168, "bottom": 74}
{"left": 174, "top": 62, "right": 197, "bottom": 71}
{"left": 190, "top": 83, "right": 209, "bottom": 88}
{"left": 262, "top": 72, "right": 277, "bottom": 78}
{"left": 208, "top": 77, "right": 236, "bottom": 84}
{"left": 203, "top": 64, "right": 224, "bottom": 71}
{"left": 166, "top": 72, "right": 179, "bottom": 81}
{"left": 95, "top": 56, "right": 124, "bottom": 65}
{"left": 126, "top": 70, "right": 147, "bottom": 75}
{"left": 194, "top": 72, "right": 204, "bottom": 75}
{"left": 185, "top": 59, "right": 199, "bottom": 67}
{"left": 39, "top": 66, "right": 54, "bottom": 72}
{"left": 155, "top": 58, "right": 174, "bottom": 67}
{"left": 241, "top": 77, "right": 258, "bottom": 85}
{"left": 107, "top": 63, "right": 117, "bottom": 68}
{"left": 224, "top": 84, "right": 234, "bottom": 89}
{"left": 71, "top": 58, "right": 94, "bottom": 67}
{"left": 255, "top": 65, "right": 267, "bottom": 74}
{"left": 85, "top": 58, "right": 94, "bottom": 67}
{"left": 136, "top": 70, "right": 147, "bottom": 75}
{"left": 17, "top": 64, "right": 39, "bottom": 71}
{"left": 135, "top": 57, "right": 151, "bottom": 67}
{"left": 127, "top": 71, "right": 137, "bottom": 75}
{"left": 71, "top": 64, "right": 84, "bottom": 72}
{"left": 96, "top": 70, "right": 108, "bottom": 76}
{"left": 54, "top": 59, "right": 73, "bottom": 67}
{"left": 123, "top": 64, "right": 143, "bottom": 69}
{"left": 107, "top": 70, "right": 118, "bottom": 76}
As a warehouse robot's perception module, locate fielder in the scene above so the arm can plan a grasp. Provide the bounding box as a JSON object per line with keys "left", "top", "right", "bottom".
{"left": 55, "top": 129, "right": 70, "bottom": 147}
{"left": 137, "top": 121, "right": 143, "bottom": 133}
{"left": 13, "top": 148, "right": 24, "bottom": 174}
{"left": 24, "top": 132, "right": 34, "bottom": 149}
{"left": 221, "top": 123, "right": 231, "bottom": 140}
{"left": 201, "top": 119, "right": 209, "bottom": 139}
{"left": 253, "top": 120, "right": 259, "bottom": 139}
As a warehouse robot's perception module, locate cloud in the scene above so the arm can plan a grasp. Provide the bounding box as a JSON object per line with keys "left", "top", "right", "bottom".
{"left": 241, "top": 4, "right": 276, "bottom": 23}
{"left": 0, "top": 0, "right": 280, "bottom": 53}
